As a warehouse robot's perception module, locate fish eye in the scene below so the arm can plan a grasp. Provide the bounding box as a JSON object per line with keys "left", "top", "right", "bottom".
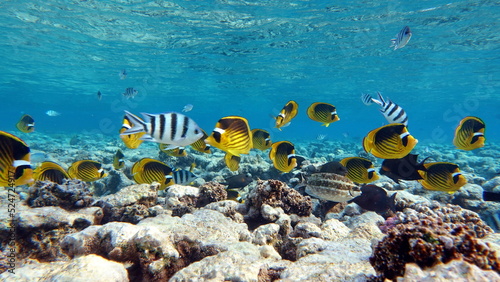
{"left": 194, "top": 129, "right": 200, "bottom": 134}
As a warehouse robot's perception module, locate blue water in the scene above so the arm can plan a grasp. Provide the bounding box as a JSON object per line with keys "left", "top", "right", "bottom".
{"left": 1, "top": 0, "right": 499, "bottom": 145}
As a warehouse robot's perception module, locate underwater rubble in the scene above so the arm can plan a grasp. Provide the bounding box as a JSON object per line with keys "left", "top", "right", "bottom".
{"left": 1, "top": 136, "right": 500, "bottom": 281}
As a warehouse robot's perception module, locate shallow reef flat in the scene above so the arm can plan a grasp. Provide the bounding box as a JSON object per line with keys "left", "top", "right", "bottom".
{"left": 1, "top": 132, "right": 500, "bottom": 281}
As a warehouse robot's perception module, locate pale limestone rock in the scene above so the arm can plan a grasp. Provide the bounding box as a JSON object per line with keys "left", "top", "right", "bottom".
{"left": 345, "top": 212, "right": 385, "bottom": 241}
{"left": 282, "top": 237, "right": 375, "bottom": 280}
{"left": 204, "top": 200, "right": 245, "bottom": 223}
{"left": 164, "top": 184, "right": 200, "bottom": 209}
{"left": 253, "top": 223, "right": 280, "bottom": 245}
{"left": 399, "top": 260, "right": 500, "bottom": 282}
{"left": 320, "top": 218, "right": 350, "bottom": 241}
{"left": 138, "top": 209, "right": 253, "bottom": 248}
{"left": 261, "top": 204, "right": 282, "bottom": 221}
{"left": 170, "top": 242, "right": 280, "bottom": 282}
{"left": 290, "top": 222, "right": 322, "bottom": 239}
{"left": 0, "top": 255, "right": 128, "bottom": 282}
{"left": 15, "top": 206, "right": 103, "bottom": 230}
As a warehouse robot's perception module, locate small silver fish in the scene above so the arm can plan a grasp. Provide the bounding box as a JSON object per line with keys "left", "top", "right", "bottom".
{"left": 390, "top": 26, "right": 412, "bottom": 50}
{"left": 119, "top": 69, "right": 127, "bottom": 80}
{"left": 46, "top": 110, "right": 61, "bottom": 117}
{"left": 182, "top": 104, "right": 193, "bottom": 112}
{"left": 122, "top": 87, "right": 138, "bottom": 99}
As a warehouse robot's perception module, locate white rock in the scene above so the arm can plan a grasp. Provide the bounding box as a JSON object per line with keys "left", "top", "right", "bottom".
{"left": 399, "top": 260, "right": 500, "bottom": 281}
{"left": 170, "top": 242, "right": 280, "bottom": 281}
{"left": 320, "top": 219, "right": 350, "bottom": 241}
{"left": 0, "top": 255, "right": 128, "bottom": 282}
{"left": 253, "top": 223, "right": 280, "bottom": 245}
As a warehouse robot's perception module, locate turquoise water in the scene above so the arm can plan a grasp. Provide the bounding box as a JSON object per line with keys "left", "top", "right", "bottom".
{"left": 1, "top": 0, "right": 498, "bottom": 144}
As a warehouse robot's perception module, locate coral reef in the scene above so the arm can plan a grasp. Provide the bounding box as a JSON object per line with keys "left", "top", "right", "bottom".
{"left": 245, "top": 179, "right": 312, "bottom": 220}
{"left": 370, "top": 202, "right": 499, "bottom": 280}
{"left": 27, "top": 179, "right": 93, "bottom": 210}
{"left": 94, "top": 183, "right": 159, "bottom": 224}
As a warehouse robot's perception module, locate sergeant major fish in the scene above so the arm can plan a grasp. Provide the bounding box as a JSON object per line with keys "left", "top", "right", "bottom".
{"left": 361, "top": 92, "right": 408, "bottom": 126}
{"left": 123, "top": 87, "right": 138, "bottom": 99}
{"left": 390, "top": 26, "right": 412, "bottom": 50}
{"left": 121, "top": 111, "right": 203, "bottom": 150}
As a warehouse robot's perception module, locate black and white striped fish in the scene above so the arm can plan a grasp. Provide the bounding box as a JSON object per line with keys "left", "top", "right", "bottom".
{"left": 173, "top": 169, "right": 197, "bottom": 185}
{"left": 121, "top": 111, "right": 203, "bottom": 149}
{"left": 361, "top": 92, "right": 408, "bottom": 126}
{"left": 122, "top": 87, "right": 138, "bottom": 99}
{"left": 390, "top": 26, "right": 412, "bottom": 50}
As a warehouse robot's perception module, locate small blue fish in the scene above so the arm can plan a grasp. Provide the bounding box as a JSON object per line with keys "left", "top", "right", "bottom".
{"left": 390, "top": 26, "right": 412, "bottom": 50}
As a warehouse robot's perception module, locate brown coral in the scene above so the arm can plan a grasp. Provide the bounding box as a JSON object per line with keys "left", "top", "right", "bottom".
{"left": 28, "top": 179, "right": 93, "bottom": 210}
{"left": 249, "top": 180, "right": 312, "bottom": 217}
{"left": 370, "top": 202, "right": 499, "bottom": 280}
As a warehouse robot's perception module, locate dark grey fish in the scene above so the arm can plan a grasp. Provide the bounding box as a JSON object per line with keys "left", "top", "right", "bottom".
{"left": 97, "top": 91, "right": 102, "bottom": 101}
{"left": 349, "top": 185, "right": 396, "bottom": 213}
{"left": 319, "top": 161, "right": 347, "bottom": 175}
{"left": 221, "top": 173, "right": 253, "bottom": 189}
{"left": 390, "top": 26, "right": 412, "bottom": 50}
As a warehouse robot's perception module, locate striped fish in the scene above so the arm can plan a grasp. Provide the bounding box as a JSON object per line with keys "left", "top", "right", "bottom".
{"left": 172, "top": 169, "right": 197, "bottom": 185}
{"left": 121, "top": 111, "right": 204, "bottom": 149}
{"left": 390, "top": 26, "right": 412, "bottom": 50}
{"left": 68, "top": 160, "right": 108, "bottom": 182}
{"left": 363, "top": 92, "right": 408, "bottom": 126}
{"left": 122, "top": 87, "right": 138, "bottom": 99}
{"left": 204, "top": 116, "right": 253, "bottom": 156}
{"left": 269, "top": 141, "right": 297, "bottom": 173}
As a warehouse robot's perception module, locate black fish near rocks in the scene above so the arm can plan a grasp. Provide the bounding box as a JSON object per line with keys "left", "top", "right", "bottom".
{"left": 319, "top": 161, "right": 347, "bottom": 176}
{"left": 221, "top": 173, "right": 253, "bottom": 189}
{"left": 380, "top": 153, "right": 428, "bottom": 182}
{"left": 348, "top": 185, "right": 396, "bottom": 214}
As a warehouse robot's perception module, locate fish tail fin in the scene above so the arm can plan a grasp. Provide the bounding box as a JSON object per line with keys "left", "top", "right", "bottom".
{"left": 375, "top": 92, "right": 386, "bottom": 106}
{"left": 388, "top": 192, "right": 397, "bottom": 212}
{"left": 121, "top": 111, "right": 146, "bottom": 135}
{"left": 361, "top": 93, "right": 374, "bottom": 106}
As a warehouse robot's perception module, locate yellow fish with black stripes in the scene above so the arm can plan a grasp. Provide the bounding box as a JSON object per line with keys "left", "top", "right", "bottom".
{"left": 205, "top": 116, "right": 253, "bottom": 156}
{"left": 0, "top": 131, "right": 33, "bottom": 186}
{"left": 68, "top": 160, "right": 108, "bottom": 182}
{"left": 340, "top": 157, "right": 379, "bottom": 184}
{"left": 33, "top": 161, "right": 69, "bottom": 184}
{"left": 224, "top": 152, "right": 241, "bottom": 171}
{"left": 131, "top": 158, "right": 174, "bottom": 190}
{"left": 363, "top": 123, "right": 418, "bottom": 159}
{"left": 453, "top": 116, "right": 485, "bottom": 151}
{"left": 417, "top": 162, "right": 467, "bottom": 193}
{"left": 16, "top": 114, "right": 35, "bottom": 133}
{"left": 113, "top": 149, "right": 125, "bottom": 170}
{"left": 269, "top": 141, "right": 297, "bottom": 173}
{"left": 159, "top": 145, "right": 187, "bottom": 157}
{"left": 119, "top": 114, "right": 145, "bottom": 149}
{"left": 275, "top": 100, "right": 298, "bottom": 130}
{"left": 307, "top": 102, "right": 340, "bottom": 127}
{"left": 251, "top": 129, "right": 272, "bottom": 150}
{"left": 190, "top": 129, "right": 211, "bottom": 154}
